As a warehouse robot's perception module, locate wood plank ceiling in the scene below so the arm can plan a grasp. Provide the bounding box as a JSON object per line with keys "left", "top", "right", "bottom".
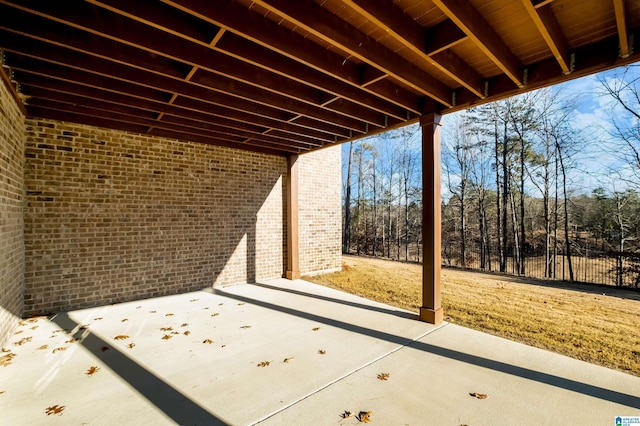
{"left": 0, "top": 0, "right": 639, "bottom": 156}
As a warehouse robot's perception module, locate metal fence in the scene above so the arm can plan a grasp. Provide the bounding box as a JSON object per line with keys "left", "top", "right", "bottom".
{"left": 442, "top": 246, "right": 640, "bottom": 289}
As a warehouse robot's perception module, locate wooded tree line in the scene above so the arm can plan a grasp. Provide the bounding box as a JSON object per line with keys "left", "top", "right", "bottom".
{"left": 342, "top": 65, "right": 640, "bottom": 287}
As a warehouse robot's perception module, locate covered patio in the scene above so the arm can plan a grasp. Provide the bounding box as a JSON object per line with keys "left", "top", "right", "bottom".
{"left": 2, "top": 278, "right": 639, "bottom": 424}
{"left": 2, "top": 1, "right": 640, "bottom": 423}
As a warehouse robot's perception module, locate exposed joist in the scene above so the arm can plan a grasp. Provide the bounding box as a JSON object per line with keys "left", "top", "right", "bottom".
{"left": 250, "top": 0, "right": 453, "bottom": 106}
{"left": 10, "top": 59, "right": 341, "bottom": 144}
{"left": 522, "top": 0, "right": 571, "bottom": 75}
{"left": 0, "top": 1, "right": 377, "bottom": 132}
{"left": 27, "top": 106, "right": 291, "bottom": 156}
{"left": 28, "top": 98, "right": 309, "bottom": 151}
{"left": 343, "top": 0, "right": 484, "bottom": 98}
{"left": 161, "top": 0, "right": 450, "bottom": 108}
{"left": 433, "top": 0, "right": 524, "bottom": 87}
{"left": 89, "top": 0, "right": 416, "bottom": 120}
{"left": 614, "top": 0, "right": 630, "bottom": 58}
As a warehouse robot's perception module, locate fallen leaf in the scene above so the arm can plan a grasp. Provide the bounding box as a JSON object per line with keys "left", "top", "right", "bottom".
{"left": 160, "top": 327, "right": 173, "bottom": 331}
{"left": 1, "top": 348, "right": 10, "bottom": 353}
{"left": 0, "top": 391, "right": 5, "bottom": 395}
{"left": 0, "top": 352, "right": 16, "bottom": 367}
{"left": 52, "top": 347, "right": 67, "bottom": 354}
{"left": 283, "top": 357, "right": 294, "bottom": 363}
{"left": 203, "top": 339, "right": 213, "bottom": 344}
{"left": 181, "top": 323, "right": 189, "bottom": 327}
{"left": 218, "top": 303, "right": 224, "bottom": 306}
{"left": 127, "top": 343, "right": 135, "bottom": 349}
{"left": 30, "top": 326, "right": 39, "bottom": 330}
{"left": 312, "top": 327, "right": 320, "bottom": 331}
{"left": 221, "top": 345, "right": 226, "bottom": 348}
{"left": 100, "top": 346, "right": 110, "bottom": 352}
{"left": 340, "top": 410, "right": 353, "bottom": 419}
{"left": 211, "top": 313, "right": 219, "bottom": 317}
{"left": 183, "top": 331, "right": 191, "bottom": 336}
{"left": 13, "top": 337, "right": 32, "bottom": 346}
{"left": 257, "top": 361, "right": 270, "bottom": 367}
{"left": 318, "top": 350, "right": 326, "bottom": 355}
{"left": 13, "top": 330, "right": 23, "bottom": 335}
{"left": 150, "top": 310, "right": 157, "bottom": 314}
{"left": 94, "top": 317, "right": 103, "bottom": 321}
{"left": 377, "top": 372, "right": 390, "bottom": 381}
{"left": 469, "top": 392, "right": 488, "bottom": 399}
{"left": 37, "top": 345, "right": 48, "bottom": 350}
{"left": 165, "top": 313, "right": 174, "bottom": 317}
{"left": 240, "top": 325, "right": 251, "bottom": 329}
{"left": 171, "top": 331, "right": 179, "bottom": 335}
{"left": 114, "top": 335, "right": 129, "bottom": 340}
{"left": 45, "top": 405, "right": 65, "bottom": 416}
{"left": 85, "top": 366, "right": 100, "bottom": 376}
{"left": 203, "top": 307, "right": 210, "bottom": 310}
{"left": 65, "top": 339, "right": 76, "bottom": 344}
{"left": 237, "top": 303, "right": 245, "bottom": 306}
{"left": 162, "top": 334, "right": 172, "bottom": 340}
{"left": 78, "top": 325, "right": 88, "bottom": 331}
{"left": 357, "top": 411, "right": 371, "bottom": 423}
{"left": 121, "top": 319, "right": 128, "bottom": 323}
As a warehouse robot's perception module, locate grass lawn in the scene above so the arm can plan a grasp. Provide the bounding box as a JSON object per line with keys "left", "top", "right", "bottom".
{"left": 304, "top": 255, "right": 640, "bottom": 376}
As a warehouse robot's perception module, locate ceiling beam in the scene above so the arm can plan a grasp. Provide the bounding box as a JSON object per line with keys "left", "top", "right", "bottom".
{"left": 522, "top": 0, "right": 571, "bottom": 75}
{"left": 0, "top": 1, "right": 376, "bottom": 132}
{"left": 250, "top": 0, "right": 453, "bottom": 106}
{"left": 27, "top": 98, "right": 311, "bottom": 151}
{"left": 433, "top": 0, "right": 524, "bottom": 87}
{"left": 161, "top": 0, "right": 450, "bottom": 108}
{"left": 88, "top": 0, "right": 416, "bottom": 120}
{"left": 27, "top": 106, "right": 291, "bottom": 156}
{"left": 343, "top": 0, "right": 484, "bottom": 98}
{"left": 614, "top": 0, "right": 630, "bottom": 58}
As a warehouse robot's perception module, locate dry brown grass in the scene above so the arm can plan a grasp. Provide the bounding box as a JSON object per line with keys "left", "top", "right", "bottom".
{"left": 305, "top": 255, "right": 640, "bottom": 376}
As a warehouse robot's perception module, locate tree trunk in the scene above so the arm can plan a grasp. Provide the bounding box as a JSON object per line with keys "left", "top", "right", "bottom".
{"left": 501, "top": 120, "right": 509, "bottom": 272}
{"left": 343, "top": 142, "right": 354, "bottom": 254}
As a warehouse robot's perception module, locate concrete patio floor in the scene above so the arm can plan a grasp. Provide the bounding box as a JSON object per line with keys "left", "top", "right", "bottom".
{"left": 1, "top": 279, "right": 639, "bottom": 425}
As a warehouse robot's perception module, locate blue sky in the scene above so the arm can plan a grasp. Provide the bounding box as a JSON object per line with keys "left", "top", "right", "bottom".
{"left": 342, "top": 62, "right": 640, "bottom": 198}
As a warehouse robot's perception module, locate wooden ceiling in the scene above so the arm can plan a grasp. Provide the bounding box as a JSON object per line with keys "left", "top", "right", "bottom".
{"left": 1, "top": 0, "right": 639, "bottom": 156}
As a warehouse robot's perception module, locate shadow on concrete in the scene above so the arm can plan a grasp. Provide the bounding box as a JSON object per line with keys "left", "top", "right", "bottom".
{"left": 51, "top": 312, "right": 230, "bottom": 426}
{"left": 215, "top": 286, "right": 640, "bottom": 410}
{"left": 252, "top": 282, "right": 419, "bottom": 320}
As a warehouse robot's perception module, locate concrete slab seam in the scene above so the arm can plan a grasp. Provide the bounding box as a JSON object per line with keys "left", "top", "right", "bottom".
{"left": 250, "top": 322, "right": 450, "bottom": 425}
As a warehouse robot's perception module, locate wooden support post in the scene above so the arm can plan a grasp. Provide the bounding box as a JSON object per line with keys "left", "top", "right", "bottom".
{"left": 420, "top": 113, "right": 443, "bottom": 324}
{"left": 286, "top": 154, "right": 301, "bottom": 280}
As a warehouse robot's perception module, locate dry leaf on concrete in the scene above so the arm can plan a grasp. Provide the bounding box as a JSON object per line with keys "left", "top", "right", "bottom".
{"left": 377, "top": 372, "right": 390, "bottom": 381}
{"left": 160, "top": 327, "right": 173, "bottom": 331}
{"left": 162, "top": 334, "right": 172, "bottom": 340}
{"left": 45, "top": 405, "right": 65, "bottom": 415}
{"left": 240, "top": 325, "right": 252, "bottom": 329}
{"left": 340, "top": 410, "right": 353, "bottom": 419}
{"left": 257, "top": 361, "right": 270, "bottom": 367}
{"left": 469, "top": 392, "right": 488, "bottom": 399}
{"left": 127, "top": 343, "right": 135, "bottom": 349}
{"left": 312, "top": 327, "right": 320, "bottom": 331}
{"left": 114, "top": 335, "right": 129, "bottom": 340}
{"left": 52, "top": 347, "right": 67, "bottom": 354}
{"left": 318, "top": 350, "right": 326, "bottom": 355}
{"left": 183, "top": 331, "right": 191, "bottom": 336}
{"left": 283, "top": 357, "right": 294, "bottom": 363}
{"left": 203, "top": 339, "right": 213, "bottom": 344}
{"left": 357, "top": 411, "right": 371, "bottom": 423}
{"left": 85, "top": 366, "right": 100, "bottom": 376}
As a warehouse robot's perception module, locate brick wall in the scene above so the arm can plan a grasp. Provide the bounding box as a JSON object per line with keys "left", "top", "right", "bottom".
{"left": 0, "top": 80, "right": 25, "bottom": 345}
{"left": 298, "top": 145, "right": 342, "bottom": 275}
{"left": 23, "top": 120, "right": 288, "bottom": 315}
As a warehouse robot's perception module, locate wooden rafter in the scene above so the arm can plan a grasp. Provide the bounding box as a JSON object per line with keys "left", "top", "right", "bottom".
{"left": 0, "top": 0, "right": 636, "bottom": 155}
{"left": 433, "top": 0, "right": 524, "bottom": 87}
{"left": 614, "top": 0, "right": 630, "bottom": 58}
{"left": 250, "top": 0, "right": 453, "bottom": 106}
{"left": 343, "top": 0, "right": 485, "bottom": 98}
{"left": 522, "top": 0, "right": 571, "bottom": 75}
